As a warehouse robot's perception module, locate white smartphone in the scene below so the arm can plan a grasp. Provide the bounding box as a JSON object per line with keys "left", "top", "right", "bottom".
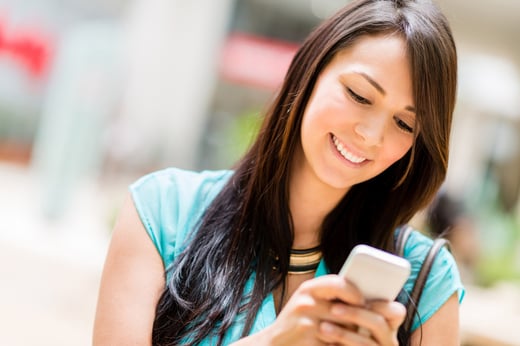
{"left": 339, "top": 244, "right": 411, "bottom": 301}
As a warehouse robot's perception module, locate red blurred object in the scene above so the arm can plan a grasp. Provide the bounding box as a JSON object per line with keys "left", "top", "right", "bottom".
{"left": 219, "top": 32, "right": 299, "bottom": 90}
{"left": 0, "top": 139, "right": 32, "bottom": 165}
{"left": 0, "top": 16, "right": 53, "bottom": 79}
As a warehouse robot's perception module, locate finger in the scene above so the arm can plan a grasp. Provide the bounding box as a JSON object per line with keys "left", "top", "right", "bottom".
{"left": 368, "top": 301, "right": 406, "bottom": 330}
{"left": 328, "top": 303, "right": 395, "bottom": 345}
{"left": 277, "top": 292, "right": 332, "bottom": 325}
{"left": 298, "top": 275, "right": 365, "bottom": 306}
{"left": 318, "top": 321, "right": 377, "bottom": 346}
{"left": 357, "top": 326, "right": 398, "bottom": 346}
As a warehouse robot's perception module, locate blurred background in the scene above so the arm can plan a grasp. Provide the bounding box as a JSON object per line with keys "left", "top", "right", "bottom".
{"left": 0, "top": 0, "right": 518, "bottom": 345}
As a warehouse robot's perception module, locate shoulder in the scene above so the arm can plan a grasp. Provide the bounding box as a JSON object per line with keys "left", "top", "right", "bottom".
{"left": 129, "top": 167, "right": 233, "bottom": 267}
{"left": 131, "top": 167, "right": 233, "bottom": 200}
{"left": 401, "top": 229, "right": 465, "bottom": 331}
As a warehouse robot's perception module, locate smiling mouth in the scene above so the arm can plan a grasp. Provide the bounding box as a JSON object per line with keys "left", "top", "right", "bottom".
{"left": 331, "top": 134, "right": 367, "bottom": 164}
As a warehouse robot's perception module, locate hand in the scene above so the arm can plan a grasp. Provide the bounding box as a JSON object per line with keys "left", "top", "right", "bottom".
{"left": 259, "top": 274, "right": 405, "bottom": 346}
{"left": 262, "top": 274, "right": 363, "bottom": 345}
{"left": 319, "top": 300, "right": 406, "bottom": 345}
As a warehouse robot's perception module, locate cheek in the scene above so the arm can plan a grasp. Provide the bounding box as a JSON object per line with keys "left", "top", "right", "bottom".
{"left": 384, "top": 136, "right": 413, "bottom": 164}
{"left": 304, "top": 83, "right": 351, "bottom": 127}
{"left": 301, "top": 103, "right": 340, "bottom": 136}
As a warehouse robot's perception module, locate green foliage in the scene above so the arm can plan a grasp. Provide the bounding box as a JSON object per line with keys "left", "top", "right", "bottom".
{"left": 468, "top": 175, "right": 520, "bottom": 286}
{"left": 221, "top": 109, "right": 263, "bottom": 166}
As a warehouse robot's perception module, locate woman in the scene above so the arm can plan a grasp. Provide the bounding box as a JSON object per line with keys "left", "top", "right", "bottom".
{"left": 94, "top": 0, "right": 464, "bottom": 345}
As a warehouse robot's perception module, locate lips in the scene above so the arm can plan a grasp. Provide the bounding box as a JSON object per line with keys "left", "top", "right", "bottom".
{"left": 331, "top": 134, "right": 367, "bottom": 164}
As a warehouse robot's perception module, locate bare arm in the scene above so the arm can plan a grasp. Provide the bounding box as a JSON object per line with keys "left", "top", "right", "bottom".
{"left": 411, "top": 292, "right": 460, "bottom": 346}
{"left": 93, "top": 194, "right": 166, "bottom": 345}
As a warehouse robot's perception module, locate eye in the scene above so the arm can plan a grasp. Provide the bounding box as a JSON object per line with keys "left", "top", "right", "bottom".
{"left": 347, "top": 88, "right": 371, "bottom": 105}
{"left": 394, "top": 116, "right": 414, "bottom": 133}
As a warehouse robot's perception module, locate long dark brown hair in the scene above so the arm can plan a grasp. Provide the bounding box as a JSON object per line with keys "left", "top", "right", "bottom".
{"left": 152, "top": 0, "right": 457, "bottom": 344}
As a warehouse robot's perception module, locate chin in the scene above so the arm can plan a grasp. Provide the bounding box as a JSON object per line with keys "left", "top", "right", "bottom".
{"left": 317, "top": 170, "right": 358, "bottom": 193}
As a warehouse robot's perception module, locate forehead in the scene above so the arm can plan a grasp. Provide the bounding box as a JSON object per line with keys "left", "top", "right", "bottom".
{"left": 327, "top": 33, "right": 410, "bottom": 72}
{"left": 321, "top": 33, "right": 414, "bottom": 103}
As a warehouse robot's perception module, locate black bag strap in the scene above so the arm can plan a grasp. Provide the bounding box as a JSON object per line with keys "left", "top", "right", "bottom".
{"left": 395, "top": 225, "right": 413, "bottom": 257}
{"left": 396, "top": 226, "right": 449, "bottom": 333}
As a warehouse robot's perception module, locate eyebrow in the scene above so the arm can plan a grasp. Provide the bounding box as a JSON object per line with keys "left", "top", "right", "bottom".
{"left": 358, "top": 72, "right": 386, "bottom": 95}
{"left": 357, "top": 71, "right": 416, "bottom": 113}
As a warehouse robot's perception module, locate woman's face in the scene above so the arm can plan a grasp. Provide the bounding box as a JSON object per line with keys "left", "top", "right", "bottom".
{"left": 296, "top": 34, "right": 415, "bottom": 194}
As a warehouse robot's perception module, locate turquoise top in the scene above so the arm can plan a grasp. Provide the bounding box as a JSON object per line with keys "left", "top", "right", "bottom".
{"left": 130, "top": 168, "right": 465, "bottom": 344}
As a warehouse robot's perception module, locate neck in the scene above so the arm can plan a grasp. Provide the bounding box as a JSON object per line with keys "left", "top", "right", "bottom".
{"left": 289, "top": 151, "right": 349, "bottom": 248}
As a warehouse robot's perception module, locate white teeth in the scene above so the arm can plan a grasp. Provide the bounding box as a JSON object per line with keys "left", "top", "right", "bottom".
{"left": 332, "top": 135, "right": 366, "bottom": 163}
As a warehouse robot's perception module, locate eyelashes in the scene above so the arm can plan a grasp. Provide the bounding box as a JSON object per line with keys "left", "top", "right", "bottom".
{"left": 394, "top": 117, "right": 414, "bottom": 133}
{"left": 347, "top": 87, "right": 371, "bottom": 105}
{"left": 346, "top": 86, "right": 415, "bottom": 134}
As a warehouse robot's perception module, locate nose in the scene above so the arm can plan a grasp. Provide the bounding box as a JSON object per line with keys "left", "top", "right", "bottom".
{"left": 354, "top": 115, "right": 385, "bottom": 146}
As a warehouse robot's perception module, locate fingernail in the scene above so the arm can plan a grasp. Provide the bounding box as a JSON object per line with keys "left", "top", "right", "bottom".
{"left": 331, "top": 304, "right": 348, "bottom": 316}
{"left": 357, "top": 326, "right": 371, "bottom": 337}
{"left": 321, "top": 321, "right": 336, "bottom": 334}
{"left": 388, "top": 301, "right": 406, "bottom": 313}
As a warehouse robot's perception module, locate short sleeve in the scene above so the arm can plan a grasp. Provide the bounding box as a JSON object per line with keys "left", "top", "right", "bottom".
{"left": 129, "top": 168, "right": 232, "bottom": 270}
{"left": 401, "top": 230, "right": 465, "bottom": 331}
